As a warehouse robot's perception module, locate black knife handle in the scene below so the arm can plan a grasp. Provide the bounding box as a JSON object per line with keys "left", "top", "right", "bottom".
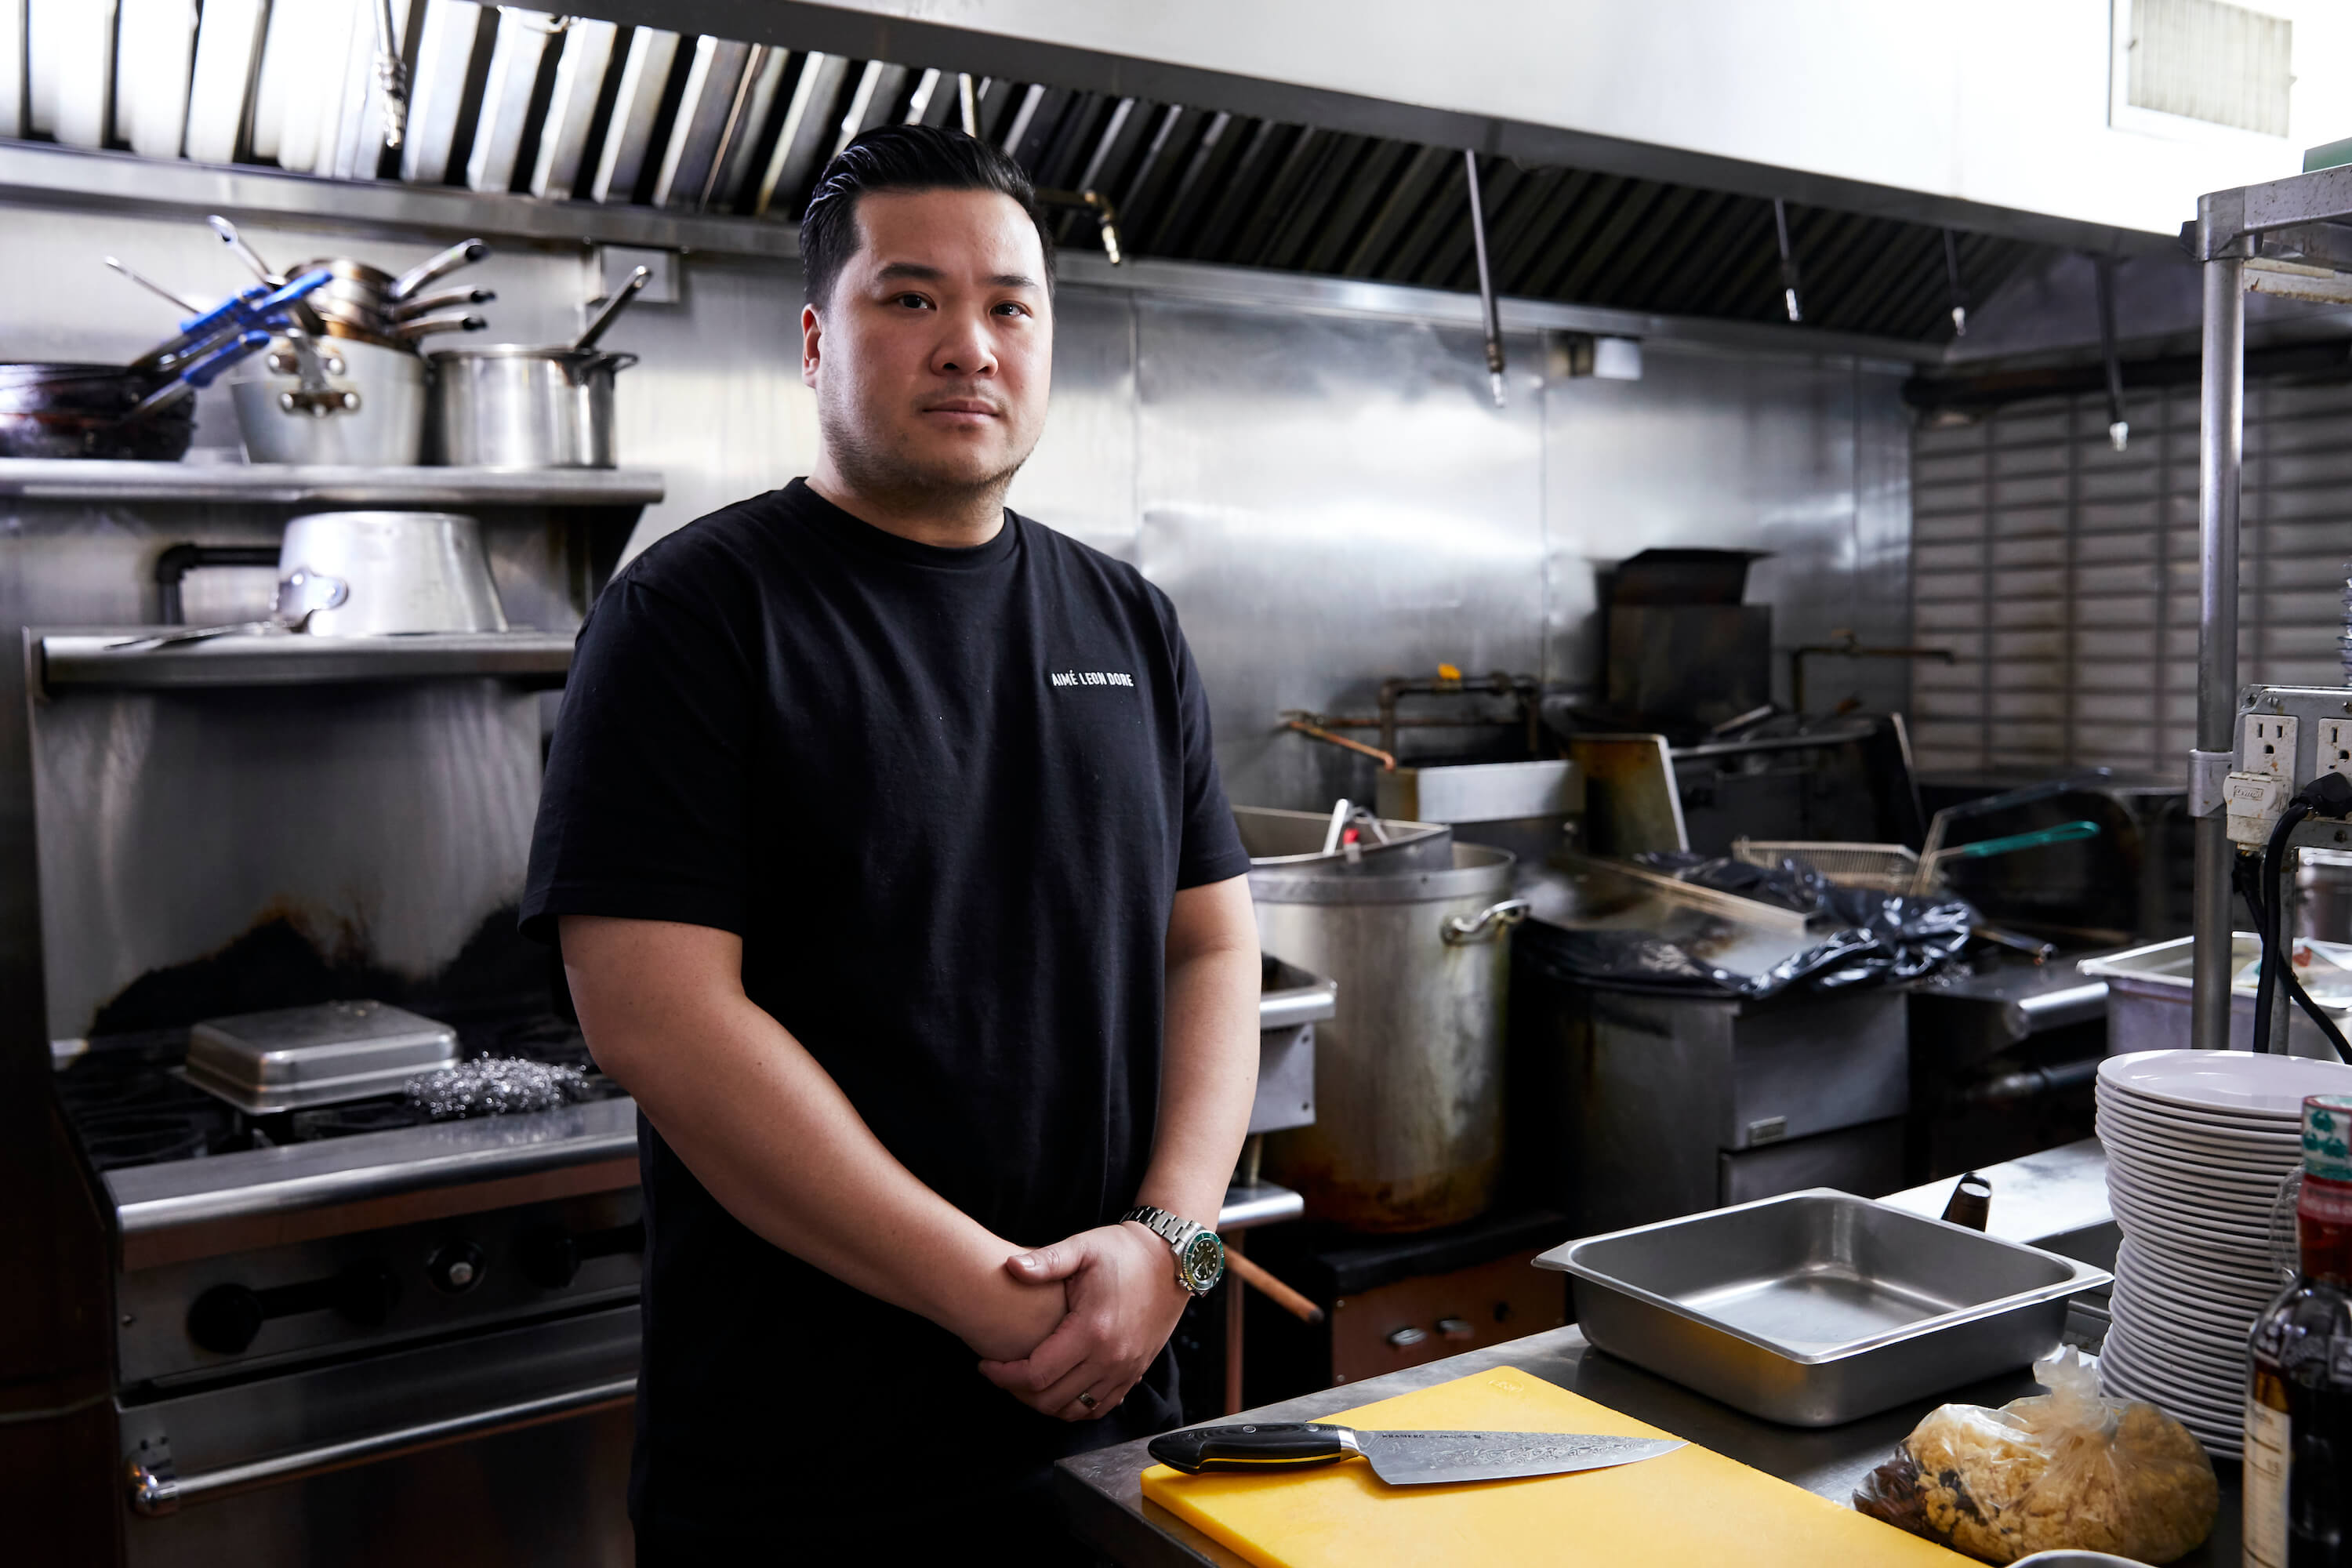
{"left": 1149, "top": 1423, "right": 1351, "bottom": 1474}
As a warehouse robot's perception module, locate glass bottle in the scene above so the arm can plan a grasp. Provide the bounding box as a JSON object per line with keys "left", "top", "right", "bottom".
{"left": 2245, "top": 1093, "right": 2352, "bottom": 1568}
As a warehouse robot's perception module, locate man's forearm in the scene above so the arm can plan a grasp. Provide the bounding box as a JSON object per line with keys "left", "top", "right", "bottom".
{"left": 1135, "top": 877, "right": 1261, "bottom": 1228}
{"left": 560, "top": 916, "right": 1062, "bottom": 1360}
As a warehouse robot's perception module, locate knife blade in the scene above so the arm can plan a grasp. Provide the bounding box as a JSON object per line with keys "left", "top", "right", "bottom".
{"left": 1147, "top": 1421, "right": 1683, "bottom": 1486}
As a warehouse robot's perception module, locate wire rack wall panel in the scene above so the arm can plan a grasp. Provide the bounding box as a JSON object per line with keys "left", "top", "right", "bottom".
{"left": 1910, "top": 379, "right": 2352, "bottom": 777}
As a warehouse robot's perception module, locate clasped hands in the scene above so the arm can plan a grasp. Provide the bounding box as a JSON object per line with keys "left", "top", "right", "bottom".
{"left": 974, "top": 1219, "right": 1192, "bottom": 1421}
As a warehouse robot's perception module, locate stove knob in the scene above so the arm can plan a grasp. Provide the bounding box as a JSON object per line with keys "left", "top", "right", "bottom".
{"left": 187, "top": 1284, "right": 264, "bottom": 1355}
{"left": 427, "top": 1242, "right": 485, "bottom": 1294}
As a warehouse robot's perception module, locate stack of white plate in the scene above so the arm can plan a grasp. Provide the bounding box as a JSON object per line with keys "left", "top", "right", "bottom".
{"left": 2095, "top": 1048, "right": 2352, "bottom": 1457}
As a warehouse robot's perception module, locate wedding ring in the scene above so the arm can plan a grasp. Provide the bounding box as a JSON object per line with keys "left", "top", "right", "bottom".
{"left": 1076, "top": 1392, "right": 1098, "bottom": 1410}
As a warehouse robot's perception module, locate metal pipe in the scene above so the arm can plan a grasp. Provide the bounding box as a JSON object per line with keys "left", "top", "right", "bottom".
{"left": 1942, "top": 229, "right": 1967, "bottom": 337}
{"left": 1788, "top": 636, "right": 1953, "bottom": 717}
{"left": 1281, "top": 717, "right": 1396, "bottom": 771}
{"left": 128, "top": 1377, "right": 637, "bottom": 1515}
{"left": 2095, "top": 253, "right": 2128, "bottom": 450}
{"left": 1774, "top": 199, "right": 1802, "bottom": 322}
{"left": 1464, "top": 150, "right": 1504, "bottom": 408}
{"left": 2192, "top": 252, "right": 2246, "bottom": 1052}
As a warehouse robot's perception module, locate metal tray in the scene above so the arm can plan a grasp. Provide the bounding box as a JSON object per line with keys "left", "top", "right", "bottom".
{"left": 182, "top": 1000, "right": 458, "bottom": 1115}
{"left": 2078, "top": 931, "right": 2352, "bottom": 1060}
{"left": 1537, "top": 1189, "right": 2110, "bottom": 1425}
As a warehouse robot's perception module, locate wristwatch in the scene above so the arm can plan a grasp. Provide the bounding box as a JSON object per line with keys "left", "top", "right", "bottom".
{"left": 1123, "top": 1205, "right": 1225, "bottom": 1295}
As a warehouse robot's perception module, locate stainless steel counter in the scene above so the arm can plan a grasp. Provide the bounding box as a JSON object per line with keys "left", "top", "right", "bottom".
{"left": 1056, "top": 1319, "right": 2241, "bottom": 1567}
{"left": 1880, "top": 1137, "right": 2118, "bottom": 1269}
{"left": 1058, "top": 1139, "right": 2237, "bottom": 1568}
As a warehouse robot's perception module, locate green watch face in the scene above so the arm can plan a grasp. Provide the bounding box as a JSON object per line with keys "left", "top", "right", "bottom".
{"left": 1178, "top": 1229, "right": 1225, "bottom": 1293}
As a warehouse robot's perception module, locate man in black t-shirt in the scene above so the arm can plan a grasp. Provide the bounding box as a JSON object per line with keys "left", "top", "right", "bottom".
{"left": 520, "top": 128, "right": 1259, "bottom": 1558}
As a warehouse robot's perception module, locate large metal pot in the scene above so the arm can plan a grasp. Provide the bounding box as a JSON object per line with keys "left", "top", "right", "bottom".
{"left": 0, "top": 361, "right": 195, "bottom": 459}
{"left": 278, "top": 511, "right": 507, "bottom": 635}
{"left": 425, "top": 347, "right": 636, "bottom": 468}
{"left": 229, "top": 336, "right": 427, "bottom": 465}
{"left": 1256, "top": 844, "right": 1526, "bottom": 1232}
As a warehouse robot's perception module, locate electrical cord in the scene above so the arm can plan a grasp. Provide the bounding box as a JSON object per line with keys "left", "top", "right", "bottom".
{"left": 2245, "top": 772, "right": 2352, "bottom": 1062}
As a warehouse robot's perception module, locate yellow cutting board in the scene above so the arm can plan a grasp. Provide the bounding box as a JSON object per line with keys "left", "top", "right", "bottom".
{"left": 1140, "top": 1367, "right": 1970, "bottom": 1568}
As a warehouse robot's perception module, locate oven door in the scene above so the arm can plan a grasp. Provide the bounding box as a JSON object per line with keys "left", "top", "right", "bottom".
{"left": 118, "top": 1305, "right": 637, "bottom": 1568}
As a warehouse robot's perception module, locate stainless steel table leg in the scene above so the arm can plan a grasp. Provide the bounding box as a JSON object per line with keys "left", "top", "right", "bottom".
{"left": 1222, "top": 1231, "right": 1245, "bottom": 1417}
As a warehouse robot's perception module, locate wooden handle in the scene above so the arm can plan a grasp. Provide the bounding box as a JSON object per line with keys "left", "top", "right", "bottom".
{"left": 1226, "top": 1249, "right": 1324, "bottom": 1323}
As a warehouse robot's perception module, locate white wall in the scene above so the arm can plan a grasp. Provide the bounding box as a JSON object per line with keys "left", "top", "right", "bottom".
{"left": 826, "top": 0, "right": 2352, "bottom": 236}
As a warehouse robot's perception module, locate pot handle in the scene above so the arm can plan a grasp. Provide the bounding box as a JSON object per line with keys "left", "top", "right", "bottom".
{"left": 1442, "top": 898, "right": 1530, "bottom": 946}
{"left": 563, "top": 351, "right": 639, "bottom": 387}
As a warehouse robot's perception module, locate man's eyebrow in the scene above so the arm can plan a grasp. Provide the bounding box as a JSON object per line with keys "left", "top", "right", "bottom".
{"left": 871, "top": 261, "right": 1040, "bottom": 291}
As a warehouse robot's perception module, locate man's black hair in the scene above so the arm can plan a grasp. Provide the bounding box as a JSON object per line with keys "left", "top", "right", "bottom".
{"left": 800, "top": 125, "right": 1055, "bottom": 308}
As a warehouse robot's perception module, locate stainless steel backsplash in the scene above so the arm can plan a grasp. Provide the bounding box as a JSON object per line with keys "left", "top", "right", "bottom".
{"left": 0, "top": 200, "right": 1911, "bottom": 1063}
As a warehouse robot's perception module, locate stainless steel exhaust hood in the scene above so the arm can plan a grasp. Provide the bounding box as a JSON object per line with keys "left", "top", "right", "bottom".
{"left": 2, "top": 0, "right": 2042, "bottom": 342}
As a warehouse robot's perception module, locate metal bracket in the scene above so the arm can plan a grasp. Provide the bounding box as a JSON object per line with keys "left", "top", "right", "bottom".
{"left": 2187, "top": 749, "right": 2234, "bottom": 818}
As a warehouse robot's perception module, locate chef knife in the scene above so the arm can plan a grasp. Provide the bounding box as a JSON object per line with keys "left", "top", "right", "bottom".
{"left": 1148, "top": 1421, "right": 1683, "bottom": 1486}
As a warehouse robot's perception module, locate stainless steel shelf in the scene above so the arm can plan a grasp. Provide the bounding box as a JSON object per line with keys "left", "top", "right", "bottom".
{"left": 0, "top": 459, "right": 665, "bottom": 506}
{"left": 38, "top": 630, "right": 575, "bottom": 690}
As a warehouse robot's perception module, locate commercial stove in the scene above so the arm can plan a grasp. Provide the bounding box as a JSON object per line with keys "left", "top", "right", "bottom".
{"left": 53, "top": 1011, "right": 645, "bottom": 1567}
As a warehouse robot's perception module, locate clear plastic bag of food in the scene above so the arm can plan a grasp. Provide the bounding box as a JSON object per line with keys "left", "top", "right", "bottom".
{"left": 1852, "top": 1348, "right": 2217, "bottom": 1565}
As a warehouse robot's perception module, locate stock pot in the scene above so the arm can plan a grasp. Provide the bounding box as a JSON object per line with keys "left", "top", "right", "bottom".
{"left": 278, "top": 511, "right": 507, "bottom": 635}
{"left": 1254, "top": 843, "right": 1526, "bottom": 1231}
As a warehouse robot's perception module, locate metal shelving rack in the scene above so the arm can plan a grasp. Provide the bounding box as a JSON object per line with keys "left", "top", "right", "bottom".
{"left": 2187, "top": 164, "right": 2352, "bottom": 1051}
{"left": 0, "top": 459, "right": 665, "bottom": 507}
{"left": 7, "top": 461, "right": 664, "bottom": 693}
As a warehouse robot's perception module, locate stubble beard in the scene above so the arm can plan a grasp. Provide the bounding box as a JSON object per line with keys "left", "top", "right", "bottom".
{"left": 816, "top": 383, "right": 1035, "bottom": 520}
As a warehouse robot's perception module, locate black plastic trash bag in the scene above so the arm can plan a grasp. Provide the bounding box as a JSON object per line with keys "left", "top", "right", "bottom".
{"left": 1515, "top": 852, "right": 1974, "bottom": 1000}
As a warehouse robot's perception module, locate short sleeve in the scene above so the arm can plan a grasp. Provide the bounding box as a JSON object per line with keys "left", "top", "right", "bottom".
{"left": 519, "top": 573, "right": 753, "bottom": 944}
{"left": 1163, "top": 599, "right": 1250, "bottom": 891}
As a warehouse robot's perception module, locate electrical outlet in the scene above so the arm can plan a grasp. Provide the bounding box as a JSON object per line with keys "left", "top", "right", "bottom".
{"left": 2321, "top": 719, "right": 2352, "bottom": 782}
{"left": 2241, "top": 713, "right": 2301, "bottom": 781}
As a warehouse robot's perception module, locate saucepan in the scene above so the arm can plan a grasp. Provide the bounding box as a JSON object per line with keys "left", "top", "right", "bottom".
{"left": 425, "top": 266, "right": 649, "bottom": 468}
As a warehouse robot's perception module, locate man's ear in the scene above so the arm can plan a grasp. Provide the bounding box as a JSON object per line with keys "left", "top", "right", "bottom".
{"left": 800, "top": 302, "right": 822, "bottom": 388}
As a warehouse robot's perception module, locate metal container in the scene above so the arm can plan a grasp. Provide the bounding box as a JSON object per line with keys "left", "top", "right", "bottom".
{"left": 229, "top": 335, "right": 428, "bottom": 465}
{"left": 1375, "top": 758, "right": 1581, "bottom": 876}
{"left": 182, "top": 1000, "right": 458, "bottom": 1114}
{"left": 278, "top": 510, "right": 509, "bottom": 635}
{"left": 426, "top": 346, "right": 637, "bottom": 468}
{"left": 1255, "top": 843, "right": 1523, "bottom": 1231}
{"left": 2299, "top": 847, "right": 2352, "bottom": 942}
{"left": 2078, "top": 933, "right": 2352, "bottom": 1061}
{"left": 1233, "top": 804, "right": 1453, "bottom": 876}
{"left": 1539, "top": 1189, "right": 2110, "bottom": 1426}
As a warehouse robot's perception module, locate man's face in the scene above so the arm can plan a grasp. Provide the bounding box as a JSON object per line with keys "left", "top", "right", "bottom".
{"left": 802, "top": 187, "right": 1052, "bottom": 499}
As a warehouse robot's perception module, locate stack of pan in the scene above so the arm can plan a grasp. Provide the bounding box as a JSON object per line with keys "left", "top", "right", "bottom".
{"left": 211, "top": 219, "right": 495, "bottom": 465}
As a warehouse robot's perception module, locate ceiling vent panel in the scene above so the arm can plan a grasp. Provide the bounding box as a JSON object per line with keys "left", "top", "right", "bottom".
{"left": 527, "top": 16, "right": 616, "bottom": 198}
